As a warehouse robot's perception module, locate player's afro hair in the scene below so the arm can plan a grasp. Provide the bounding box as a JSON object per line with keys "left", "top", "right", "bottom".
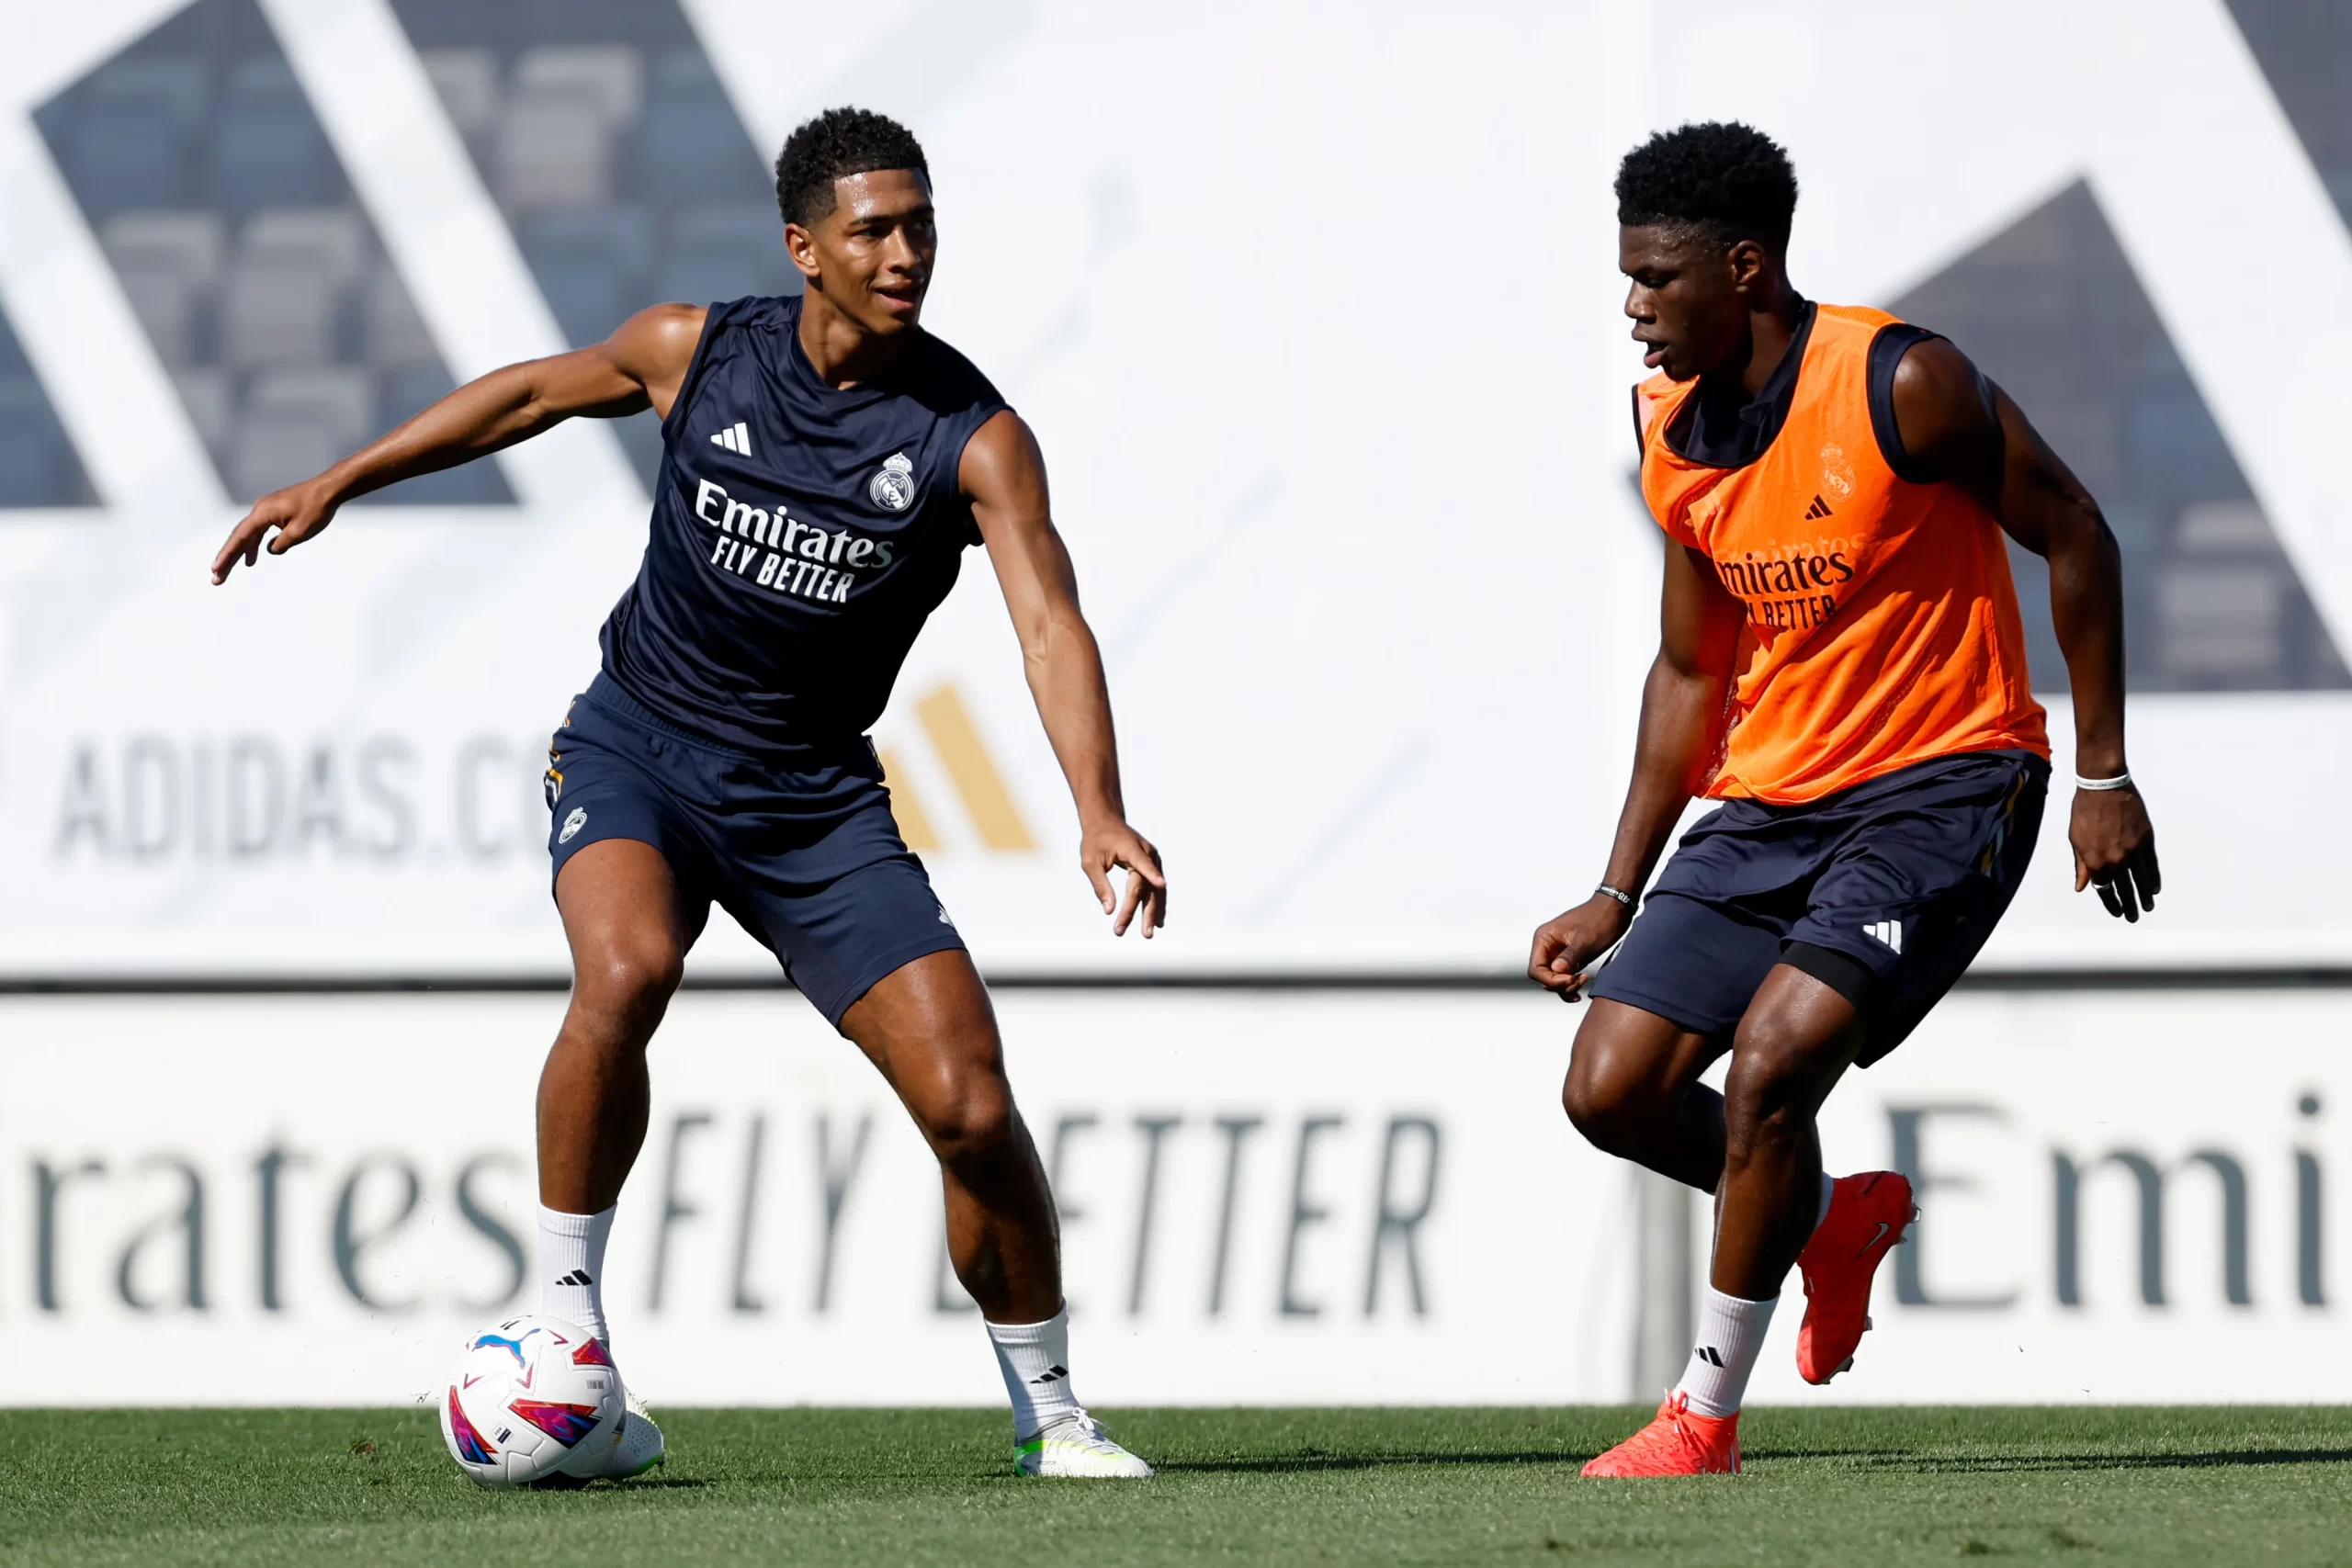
{"left": 774, "top": 107, "right": 930, "bottom": 228}
{"left": 1614, "top": 121, "right": 1798, "bottom": 251}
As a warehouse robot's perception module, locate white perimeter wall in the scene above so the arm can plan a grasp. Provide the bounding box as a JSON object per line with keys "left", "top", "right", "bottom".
{"left": 0, "top": 0, "right": 2342, "bottom": 979}
{"left": 0, "top": 987, "right": 2343, "bottom": 1406}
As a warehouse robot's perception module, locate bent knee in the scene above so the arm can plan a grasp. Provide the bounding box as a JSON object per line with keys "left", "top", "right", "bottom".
{"left": 1563, "top": 1007, "right": 1693, "bottom": 1156}
{"left": 571, "top": 943, "right": 684, "bottom": 1032}
{"left": 916, "top": 1072, "right": 1018, "bottom": 1159}
{"left": 1727, "top": 1012, "right": 1845, "bottom": 1085}
{"left": 1724, "top": 1017, "right": 1855, "bottom": 1129}
{"left": 1563, "top": 1069, "right": 1667, "bottom": 1157}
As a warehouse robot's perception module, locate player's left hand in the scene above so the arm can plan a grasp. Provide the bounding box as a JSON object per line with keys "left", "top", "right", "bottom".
{"left": 1081, "top": 820, "right": 1166, "bottom": 938}
{"left": 2070, "top": 783, "right": 2158, "bottom": 922}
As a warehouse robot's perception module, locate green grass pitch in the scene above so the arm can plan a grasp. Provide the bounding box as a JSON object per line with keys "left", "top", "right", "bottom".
{"left": 2, "top": 1407, "right": 2347, "bottom": 1566}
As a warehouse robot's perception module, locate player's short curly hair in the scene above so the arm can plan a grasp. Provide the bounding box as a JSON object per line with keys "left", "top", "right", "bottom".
{"left": 774, "top": 107, "right": 930, "bottom": 228}
{"left": 1614, "top": 121, "right": 1798, "bottom": 251}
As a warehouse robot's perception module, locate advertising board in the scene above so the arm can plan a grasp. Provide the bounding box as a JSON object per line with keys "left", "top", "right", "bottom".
{"left": 2, "top": 986, "right": 2343, "bottom": 1406}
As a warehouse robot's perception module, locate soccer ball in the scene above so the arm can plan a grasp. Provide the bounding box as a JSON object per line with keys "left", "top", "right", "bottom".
{"left": 438, "top": 1315, "right": 624, "bottom": 1488}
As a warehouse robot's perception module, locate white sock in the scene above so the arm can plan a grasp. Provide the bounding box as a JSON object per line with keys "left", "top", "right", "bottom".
{"left": 1676, "top": 1285, "right": 1778, "bottom": 1417}
{"left": 539, "top": 1204, "right": 615, "bottom": 1347}
{"left": 985, "top": 1305, "right": 1083, "bottom": 1440}
{"left": 1813, "top": 1171, "right": 1837, "bottom": 1235}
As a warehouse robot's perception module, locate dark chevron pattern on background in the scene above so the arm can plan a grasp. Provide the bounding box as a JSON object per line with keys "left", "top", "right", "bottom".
{"left": 2226, "top": 0, "right": 2352, "bottom": 227}
{"left": 1891, "top": 181, "right": 2347, "bottom": 694}
{"left": 5, "top": 1, "right": 2350, "bottom": 697}
{"left": 388, "top": 0, "right": 799, "bottom": 491}
{"left": 31, "top": 0, "right": 512, "bottom": 506}
{"left": 0, "top": 306, "right": 95, "bottom": 507}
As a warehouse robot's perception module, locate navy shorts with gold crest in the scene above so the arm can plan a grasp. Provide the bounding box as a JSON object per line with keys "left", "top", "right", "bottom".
{"left": 544, "top": 672, "right": 963, "bottom": 1029}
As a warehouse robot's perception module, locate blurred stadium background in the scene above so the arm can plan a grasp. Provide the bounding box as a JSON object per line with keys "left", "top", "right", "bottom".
{"left": 0, "top": 0, "right": 2347, "bottom": 1411}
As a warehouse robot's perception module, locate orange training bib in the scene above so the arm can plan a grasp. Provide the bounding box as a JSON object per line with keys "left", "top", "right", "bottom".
{"left": 1634, "top": 303, "right": 2048, "bottom": 803}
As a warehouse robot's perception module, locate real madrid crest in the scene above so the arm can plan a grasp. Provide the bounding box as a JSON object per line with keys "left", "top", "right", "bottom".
{"left": 869, "top": 451, "right": 916, "bottom": 512}
{"left": 1819, "top": 443, "right": 1857, "bottom": 503}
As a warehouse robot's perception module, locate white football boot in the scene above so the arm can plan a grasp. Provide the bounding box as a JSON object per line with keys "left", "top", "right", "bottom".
{"left": 598, "top": 1386, "right": 666, "bottom": 1479}
{"left": 1015, "top": 1410, "right": 1153, "bottom": 1478}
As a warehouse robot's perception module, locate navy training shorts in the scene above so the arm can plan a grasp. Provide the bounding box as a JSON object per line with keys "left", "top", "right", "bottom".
{"left": 1586, "top": 748, "right": 2048, "bottom": 1066}
{"left": 543, "top": 673, "right": 965, "bottom": 1029}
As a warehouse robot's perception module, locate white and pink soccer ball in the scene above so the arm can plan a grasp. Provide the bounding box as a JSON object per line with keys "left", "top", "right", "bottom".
{"left": 438, "top": 1314, "right": 624, "bottom": 1488}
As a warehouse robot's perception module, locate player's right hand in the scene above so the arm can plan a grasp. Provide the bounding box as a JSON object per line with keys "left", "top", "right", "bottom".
{"left": 1080, "top": 818, "right": 1166, "bottom": 939}
{"left": 1527, "top": 895, "right": 1633, "bottom": 1002}
{"left": 210, "top": 478, "right": 341, "bottom": 584}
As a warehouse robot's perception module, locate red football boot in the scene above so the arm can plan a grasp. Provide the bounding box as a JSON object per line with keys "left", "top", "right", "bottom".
{"left": 1580, "top": 1393, "right": 1741, "bottom": 1477}
{"left": 1795, "top": 1170, "right": 1917, "bottom": 1384}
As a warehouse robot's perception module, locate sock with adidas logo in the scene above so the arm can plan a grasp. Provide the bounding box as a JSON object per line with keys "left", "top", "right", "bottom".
{"left": 1676, "top": 1285, "right": 1778, "bottom": 1416}
{"left": 538, "top": 1204, "right": 615, "bottom": 1348}
{"left": 985, "top": 1305, "right": 1081, "bottom": 1441}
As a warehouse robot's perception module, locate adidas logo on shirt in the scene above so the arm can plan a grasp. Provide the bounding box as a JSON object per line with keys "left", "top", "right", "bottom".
{"left": 1863, "top": 919, "right": 1904, "bottom": 953}
{"left": 711, "top": 421, "right": 752, "bottom": 457}
{"left": 1804, "top": 493, "right": 1835, "bottom": 521}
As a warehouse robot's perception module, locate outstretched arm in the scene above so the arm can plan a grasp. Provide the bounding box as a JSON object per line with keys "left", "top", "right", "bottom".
{"left": 209, "top": 304, "right": 706, "bottom": 583}
{"left": 1891, "top": 335, "right": 2158, "bottom": 921}
{"left": 964, "top": 410, "right": 1166, "bottom": 938}
{"left": 1529, "top": 540, "right": 1743, "bottom": 998}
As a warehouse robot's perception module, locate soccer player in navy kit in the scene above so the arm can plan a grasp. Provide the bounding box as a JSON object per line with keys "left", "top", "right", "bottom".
{"left": 212, "top": 109, "right": 1163, "bottom": 1480}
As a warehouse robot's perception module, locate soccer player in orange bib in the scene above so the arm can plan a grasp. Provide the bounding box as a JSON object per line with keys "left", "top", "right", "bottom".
{"left": 1530, "top": 123, "right": 2160, "bottom": 1477}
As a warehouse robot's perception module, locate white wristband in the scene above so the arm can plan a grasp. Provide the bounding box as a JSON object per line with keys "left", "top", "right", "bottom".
{"left": 2075, "top": 770, "right": 2133, "bottom": 792}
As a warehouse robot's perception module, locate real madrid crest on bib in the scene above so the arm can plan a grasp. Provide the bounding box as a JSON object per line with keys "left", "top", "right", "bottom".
{"left": 869, "top": 452, "right": 916, "bottom": 511}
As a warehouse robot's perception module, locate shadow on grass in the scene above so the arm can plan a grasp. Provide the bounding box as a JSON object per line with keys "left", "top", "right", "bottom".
{"left": 1749, "top": 1447, "right": 2352, "bottom": 1473}
{"left": 1159, "top": 1450, "right": 1586, "bottom": 1475}
{"left": 1164, "top": 1443, "right": 2352, "bottom": 1477}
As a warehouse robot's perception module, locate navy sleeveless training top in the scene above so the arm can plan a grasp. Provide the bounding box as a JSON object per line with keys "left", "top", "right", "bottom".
{"left": 596, "top": 294, "right": 1009, "bottom": 752}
